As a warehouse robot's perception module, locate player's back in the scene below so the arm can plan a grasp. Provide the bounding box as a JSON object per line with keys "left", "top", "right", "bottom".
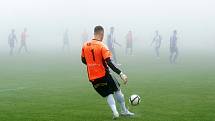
{"left": 82, "top": 39, "right": 109, "bottom": 80}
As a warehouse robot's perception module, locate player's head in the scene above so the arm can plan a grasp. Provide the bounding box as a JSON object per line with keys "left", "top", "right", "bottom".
{"left": 110, "top": 27, "right": 114, "bottom": 33}
{"left": 94, "top": 25, "right": 104, "bottom": 41}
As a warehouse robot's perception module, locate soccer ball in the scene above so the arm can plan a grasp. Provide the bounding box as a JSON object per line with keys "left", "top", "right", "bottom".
{"left": 129, "top": 94, "right": 141, "bottom": 106}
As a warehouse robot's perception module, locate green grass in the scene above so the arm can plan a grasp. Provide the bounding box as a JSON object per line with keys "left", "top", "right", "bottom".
{"left": 0, "top": 52, "right": 214, "bottom": 121}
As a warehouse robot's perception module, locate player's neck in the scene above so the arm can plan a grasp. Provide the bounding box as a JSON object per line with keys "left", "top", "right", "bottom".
{"left": 93, "top": 36, "right": 102, "bottom": 41}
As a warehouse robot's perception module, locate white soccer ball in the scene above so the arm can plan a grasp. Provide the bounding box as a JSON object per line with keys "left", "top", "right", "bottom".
{"left": 129, "top": 94, "right": 141, "bottom": 106}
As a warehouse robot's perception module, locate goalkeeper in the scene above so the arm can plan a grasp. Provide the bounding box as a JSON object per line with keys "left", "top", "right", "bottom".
{"left": 81, "top": 25, "right": 134, "bottom": 119}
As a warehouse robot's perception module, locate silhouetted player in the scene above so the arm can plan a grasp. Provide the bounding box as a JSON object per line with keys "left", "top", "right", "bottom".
{"left": 18, "top": 28, "right": 28, "bottom": 53}
{"left": 169, "top": 30, "right": 179, "bottom": 64}
{"left": 8, "top": 29, "right": 17, "bottom": 55}
{"left": 62, "top": 29, "right": 70, "bottom": 51}
{"left": 107, "top": 27, "right": 121, "bottom": 64}
{"left": 125, "top": 30, "right": 133, "bottom": 55}
{"left": 151, "top": 30, "right": 162, "bottom": 57}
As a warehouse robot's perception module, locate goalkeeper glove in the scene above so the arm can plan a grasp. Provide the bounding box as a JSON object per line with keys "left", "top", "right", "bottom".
{"left": 120, "top": 72, "right": 128, "bottom": 84}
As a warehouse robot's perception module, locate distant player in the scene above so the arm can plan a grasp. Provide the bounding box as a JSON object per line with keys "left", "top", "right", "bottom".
{"left": 81, "top": 26, "right": 134, "bottom": 119}
{"left": 62, "top": 29, "right": 70, "bottom": 51}
{"left": 81, "top": 29, "right": 89, "bottom": 44}
{"left": 125, "top": 30, "right": 133, "bottom": 55}
{"left": 8, "top": 29, "right": 17, "bottom": 55}
{"left": 151, "top": 30, "right": 162, "bottom": 57}
{"left": 107, "top": 27, "right": 121, "bottom": 64}
{"left": 169, "top": 30, "right": 179, "bottom": 64}
{"left": 18, "top": 28, "right": 28, "bottom": 53}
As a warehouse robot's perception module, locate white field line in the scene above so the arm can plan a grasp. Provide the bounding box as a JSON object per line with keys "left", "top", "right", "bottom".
{"left": 0, "top": 87, "right": 26, "bottom": 93}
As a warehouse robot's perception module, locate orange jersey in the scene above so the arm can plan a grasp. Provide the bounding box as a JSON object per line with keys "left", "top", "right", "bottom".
{"left": 81, "top": 39, "right": 112, "bottom": 81}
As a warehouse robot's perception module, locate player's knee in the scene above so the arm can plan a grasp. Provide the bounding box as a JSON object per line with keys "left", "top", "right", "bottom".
{"left": 116, "top": 90, "right": 124, "bottom": 98}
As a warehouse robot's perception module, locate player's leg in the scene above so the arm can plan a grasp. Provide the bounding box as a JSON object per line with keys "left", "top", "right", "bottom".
{"left": 24, "top": 44, "right": 28, "bottom": 53}
{"left": 92, "top": 77, "right": 119, "bottom": 118}
{"left": 173, "top": 48, "right": 178, "bottom": 63}
{"left": 107, "top": 94, "right": 119, "bottom": 119}
{"left": 18, "top": 44, "right": 23, "bottom": 53}
{"left": 111, "top": 48, "right": 117, "bottom": 64}
{"left": 169, "top": 48, "right": 173, "bottom": 63}
{"left": 107, "top": 74, "right": 134, "bottom": 116}
{"left": 130, "top": 44, "right": 133, "bottom": 55}
{"left": 10, "top": 44, "right": 14, "bottom": 55}
{"left": 157, "top": 47, "right": 160, "bottom": 57}
{"left": 155, "top": 47, "right": 159, "bottom": 57}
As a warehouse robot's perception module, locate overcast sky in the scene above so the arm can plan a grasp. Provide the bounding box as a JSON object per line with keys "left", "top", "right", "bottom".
{"left": 0, "top": 0, "right": 214, "bottom": 51}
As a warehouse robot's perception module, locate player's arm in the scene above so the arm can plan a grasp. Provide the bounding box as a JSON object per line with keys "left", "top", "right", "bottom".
{"left": 105, "top": 57, "right": 121, "bottom": 74}
{"left": 105, "top": 57, "right": 127, "bottom": 84}
{"left": 81, "top": 48, "right": 87, "bottom": 65}
{"left": 81, "top": 57, "right": 86, "bottom": 65}
{"left": 102, "top": 46, "right": 127, "bottom": 84}
{"left": 151, "top": 37, "right": 155, "bottom": 46}
{"left": 114, "top": 40, "right": 121, "bottom": 47}
{"left": 113, "top": 37, "right": 121, "bottom": 47}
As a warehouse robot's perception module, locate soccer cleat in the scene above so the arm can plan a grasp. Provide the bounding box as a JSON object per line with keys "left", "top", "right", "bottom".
{"left": 120, "top": 110, "right": 135, "bottom": 116}
{"left": 113, "top": 112, "right": 119, "bottom": 119}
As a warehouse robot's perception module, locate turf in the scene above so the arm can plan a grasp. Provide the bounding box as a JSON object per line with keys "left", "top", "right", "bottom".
{"left": 0, "top": 52, "right": 214, "bottom": 121}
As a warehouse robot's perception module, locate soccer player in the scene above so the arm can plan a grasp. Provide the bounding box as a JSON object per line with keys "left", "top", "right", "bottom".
{"left": 169, "top": 30, "right": 179, "bottom": 64}
{"left": 81, "top": 26, "right": 134, "bottom": 119}
{"left": 151, "top": 30, "right": 162, "bottom": 57}
{"left": 18, "top": 28, "right": 28, "bottom": 53}
{"left": 107, "top": 27, "right": 121, "bottom": 64}
{"left": 125, "top": 30, "right": 133, "bottom": 55}
{"left": 8, "top": 29, "right": 17, "bottom": 55}
{"left": 62, "top": 29, "right": 70, "bottom": 51}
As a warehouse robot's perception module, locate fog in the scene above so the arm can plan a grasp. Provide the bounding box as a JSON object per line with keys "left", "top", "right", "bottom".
{"left": 0, "top": 0, "right": 214, "bottom": 54}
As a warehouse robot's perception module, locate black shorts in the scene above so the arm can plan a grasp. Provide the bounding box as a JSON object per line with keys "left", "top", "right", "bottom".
{"left": 90, "top": 73, "right": 120, "bottom": 97}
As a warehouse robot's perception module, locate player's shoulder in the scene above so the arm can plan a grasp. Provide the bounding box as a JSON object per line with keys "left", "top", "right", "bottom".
{"left": 82, "top": 40, "right": 91, "bottom": 48}
{"left": 83, "top": 40, "right": 92, "bottom": 45}
{"left": 100, "top": 42, "right": 109, "bottom": 50}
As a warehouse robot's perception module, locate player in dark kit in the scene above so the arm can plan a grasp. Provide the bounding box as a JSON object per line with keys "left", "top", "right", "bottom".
{"left": 8, "top": 29, "right": 17, "bottom": 55}
{"left": 107, "top": 27, "right": 121, "bottom": 64}
{"left": 169, "top": 30, "right": 179, "bottom": 64}
{"left": 81, "top": 26, "right": 134, "bottom": 119}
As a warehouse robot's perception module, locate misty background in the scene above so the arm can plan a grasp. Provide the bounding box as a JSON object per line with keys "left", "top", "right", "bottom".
{"left": 0, "top": 0, "right": 214, "bottom": 55}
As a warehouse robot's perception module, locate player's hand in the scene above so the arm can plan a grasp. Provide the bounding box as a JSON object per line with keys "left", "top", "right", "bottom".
{"left": 120, "top": 72, "right": 128, "bottom": 84}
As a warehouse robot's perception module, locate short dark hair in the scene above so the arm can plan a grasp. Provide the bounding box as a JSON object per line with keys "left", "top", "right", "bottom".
{"left": 94, "top": 25, "right": 104, "bottom": 35}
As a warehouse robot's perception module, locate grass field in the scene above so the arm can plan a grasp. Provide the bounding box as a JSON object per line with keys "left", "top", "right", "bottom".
{"left": 0, "top": 51, "right": 215, "bottom": 121}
